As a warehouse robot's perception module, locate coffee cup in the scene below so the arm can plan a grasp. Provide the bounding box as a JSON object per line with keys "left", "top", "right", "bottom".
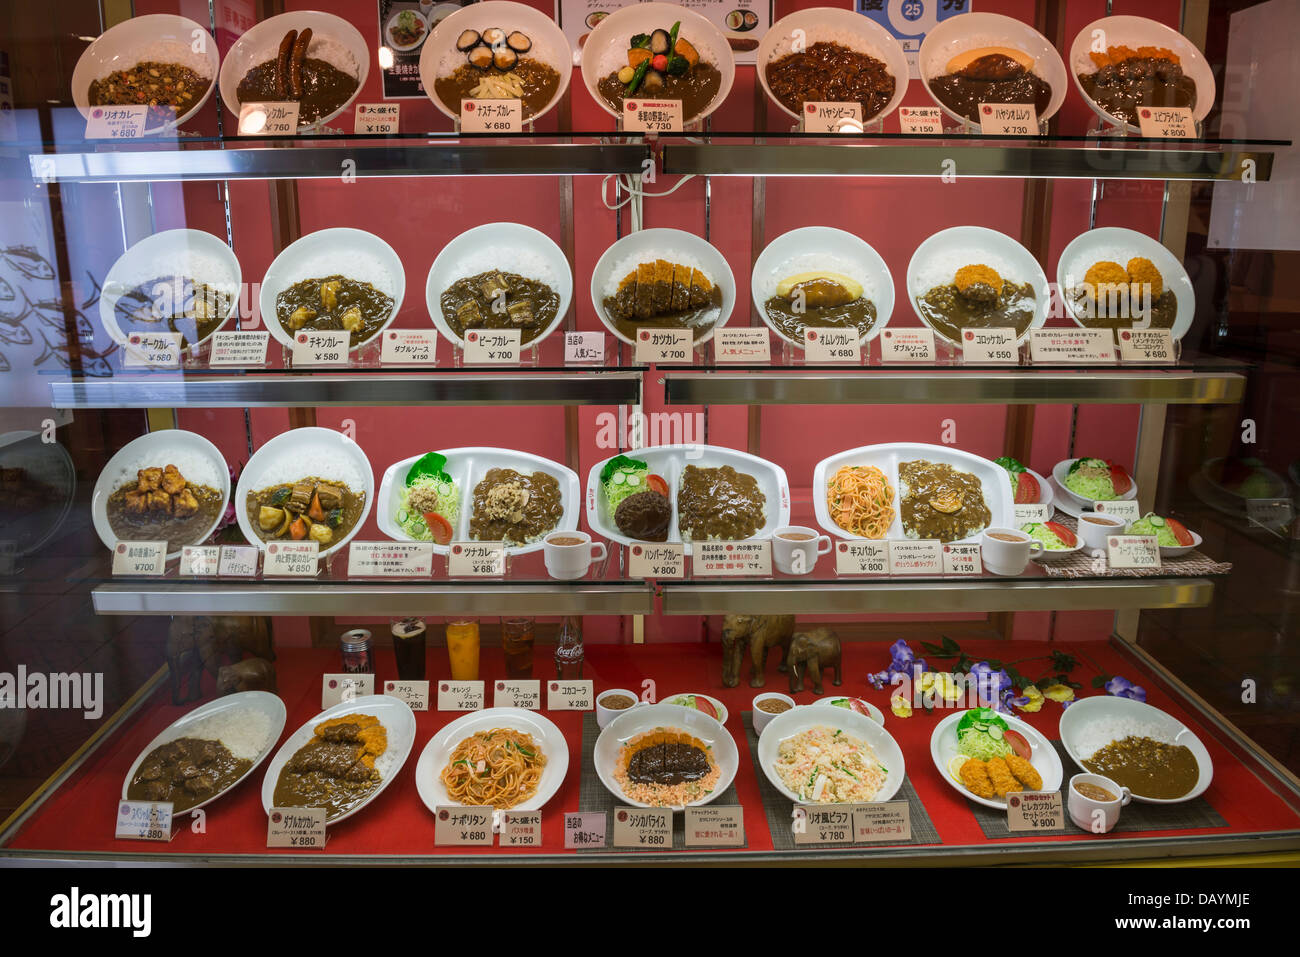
{"left": 980, "top": 527, "right": 1042, "bottom": 576}
{"left": 1068, "top": 772, "right": 1131, "bottom": 834}
{"left": 544, "top": 531, "right": 607, "bottom": 580}
{"left": 1078, "top": 513, "right": 1126, "bottom": 555}
{"left": 596, "top": 687, "right": 642, "bottom": 728}
{"left": 772, "top": 526, "right": 832, "bottom": 575}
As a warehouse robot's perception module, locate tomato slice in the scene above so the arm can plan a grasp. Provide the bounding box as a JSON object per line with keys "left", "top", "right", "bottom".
{"left": 1166, "top": 517, "right": 1195, "bottom": 546}
{"left": 1044, "top": 520, "right": 1078, "bottom": 548}
{"left": 1108, "top": 461, "right": 1133, "bottom": 496}
{"left": 646, "top": 473, "right": 669, "bottom": 497}
{"left": 846, "top": 697, "right": 872, "bottom": 717}
{"left": 422, "top": 511, "right": 454, "bottom": 546}
{"left": 692, "top": 695, "right": 718, "bottom": 720}
{"left": 1003, "top": 729, "right": 1032, "bottom": 760}
{"left": 1015, "top": 471, "right": 1041, "bottom": 505}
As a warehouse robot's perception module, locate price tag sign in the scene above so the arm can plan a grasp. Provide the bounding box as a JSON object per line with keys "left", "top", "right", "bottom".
{"left": 1029, "top": 329, "right": 1117, "bottom": 365}
{"left": 179, "top": 545, "right": 220, "bottom": 577}
{"left": 447, "top": 541, "right": 505, "bottom": 577}
{"left": 1106, "top": 534, "right": 1160, "bottom": 569}
{"left": 460, "top": 98, "right": 522, "bottom": 132}
{"left": 961, "top": 328, "right": 1019, "bottom": 364}
{"left": 547, "top": 679, "right": 594, "bottom": 711}
{"left": 348, "top": 542, "right": 434, "bottom": 578}
{"left": 628, "top": 542, "right": 685, "bottom": 579}
{"left": 218, "top": 544, "right": 260, "bottom": 577}
{"left": 463, "top": 328, "right": 521, "bottom": 364}
{"left": 1015, "top": 503, "right": 1051, "bottom": 525}
{"left": 694, "top": 540, "right": 772, "bottom": 577}
{"left": 853, "top": 801, "right": 912, "bottom": 843}
{"left": 86, "top": 104, "right": 152, "bottom": 139}
{"left": 613, "top": 807, "right": 673, "bottom": 848}
{"left": 238, "top": 101, "right": 299, "bottom": 136}
{"left": 292, "top": 329, "right": 350, "bottom": 367}
{"left": 267, "top": 807, "right": 327, "bottom": 848}
{"left": 494, "top": 679, "right": 541, "bottom": 710}
{"left": 437, "top": 680, "right": 485, "bottom": 711}
{"left": 112, "top": 541, "right": 166, "bottom": 577}
{"left": 1117, "top": 329, "right": 1176, "bottom": 364}
{"left": 564, "top": 811, "right": 607, "bottom": 849}
{"left": 355, "top": 102, "right": 399, "bottom": 134}
{"left": 898, "top": 105, "right": 944, "bottom": 134}
{"left": 623, "top": 98, "right": 682, "bottom": 133}
{"left": 1007, "top": 791, "right": 1065, "bottom": 831}
{"left": 123, "top": 332, "right": 182, "bottom": 369}
{"left": 804, "top": 327, "right": 860, "bottom": 363}
{"left": 879, "top": 328, "right": 936, "bottom": 363}
{"left": 888, "top": 540, "right": 943, "bottom": 575}
{"left": 322, "top": 674, "right": 374, "bottom": 709}
{"left": 380, "top": 329, "right": 437, "bottom": 365}
{"left": 942, "top": 542, "right": 983, "bottom": 575}
{"left": 435, "top": 806, "right": 494, "bottom": 846}
{"left": 264, "top": 541, "right": 319, "bottom": 577}
{"left": 794, "top": 805, "right": 854, "bottom": 845}
{"left": 684, "top": 806, "right": 744, "bottom": 847}
{"left": 383, "top": 680, "right": 430, "bottom": 711}
{"left": 209, "top": 331, "right": 269, "bottom": 367}
{"left": 835, "top": 540, "right": 890, "bottom": 576}
{"left": 713, "top": 327, "right": 771, "bottom": 364}
{"left": 115, "top": 801, "right": 174, "bottom": 841}
{"left": 1093, "top": 500, "right": 1141, "bottom": 524}
{"left": 979, "top": 103, "right": 1038, "bottom": 136}
{"left": 1246, "top": 498, "right": 1294, "bottom": 530}
{"left": 802, "top": 101, "right": 863, "bottom": 133}
{"left": 635, "top": 328, "right": 693, "bottom": 364}
{"left": 501, "top": 810, "right": 542, "bottom": 847}
{"left": 564, "top": 331, "right": 606, "bottom": 364}
{"left": 1137, "top": 106, "right": 1195, "bottom": 139}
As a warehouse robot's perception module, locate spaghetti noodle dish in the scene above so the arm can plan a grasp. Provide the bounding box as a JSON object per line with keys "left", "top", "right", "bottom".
{"left": 440, "top": 728, "right": 546, "bottom": 809}
{"left": 827, "top": 464, "right": 895, "bottom": 538}
{"left": 774, "top": 725, "right": 889, "bottom": 803}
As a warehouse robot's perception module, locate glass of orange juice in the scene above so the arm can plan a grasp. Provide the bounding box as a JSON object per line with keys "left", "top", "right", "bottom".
{"left": 445, "top": 618, "right": 480, "bottom": 681}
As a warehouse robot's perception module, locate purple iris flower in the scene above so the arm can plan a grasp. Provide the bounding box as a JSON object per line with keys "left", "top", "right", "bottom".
{"left": 970, "top": 661, "right": 1015, "bottom": 713}
{"left": 1106, "top": 675, "right": 1147, "bottom": 702}
{"left": 868, "top": 640, "right": 928, "bottom": 690}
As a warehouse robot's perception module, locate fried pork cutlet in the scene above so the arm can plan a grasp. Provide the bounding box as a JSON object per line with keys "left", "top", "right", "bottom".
{"left": 986, "top": 757, "right": 1020, "bottom": 798}
{"left": 959, "top": 758, "right": 995, "bottom": 799}
{"left": 1004, "top": 752, "right": 1042, "bottom": 791}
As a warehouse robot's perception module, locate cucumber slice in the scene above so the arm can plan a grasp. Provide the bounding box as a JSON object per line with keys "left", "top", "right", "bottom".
{"left": 1150, "top": 516, "right": 1166, "bottom": 527}
{"left": 611, "top": 471, "right": 627, "bottom": 485}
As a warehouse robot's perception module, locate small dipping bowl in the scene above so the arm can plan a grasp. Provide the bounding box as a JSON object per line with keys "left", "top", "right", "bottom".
{"left": 752, "top": 691, "right": 796, "bottom": 735}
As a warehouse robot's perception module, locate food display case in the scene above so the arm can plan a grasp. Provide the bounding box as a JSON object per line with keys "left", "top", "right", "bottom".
{"left": 1, "top": 0, "right": 1299, "bottom": 869}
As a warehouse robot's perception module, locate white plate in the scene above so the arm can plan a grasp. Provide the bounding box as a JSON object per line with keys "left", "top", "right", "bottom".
{"left": 930, "top": 708, "right": 1063, "bottom": 810}
{"left": 260, "top": 228, "right": 405, "bottom": 353}
{"left": 918, "top": 12, "right": 1067, "bottom": 130}
{"left": 813, "top": 442, "right": 1012, "bottom": 544}
{"left": 750, "top": 226, "right": 895, "bottom": 348}
{"left": 121, "top": 691, "right": 286, "bottom": 817}
{"left": 415, "top": 708, "right": 569, "bottom": 813}
{"left": 586, "top": 444, "right": 790, "bottom": 554}
{"left": 1069, "top": 15, "right": 1215, "bottom": 133}
{"left": 236, "top": 427, "right": 375, "bottom": 560}
{"left": 660, "top": 692, "right": 729, "bottom": 727}
{"left": 260, "top": 695, "right": 416, "bottom": 825}
{"left": 812, "top": 697, "right": 886, "bottom": 725}
{"left": 593, "top": 703, "right": 739, "bottom": 809}
{"left": 759, "top": 705, "right": 905, "bottom": 804}
{"left": 424, "top": 222, "right": 572, "bottom": 349}
{"left": 1158, "top": 528, "right": 1202, "bottom": 560}
{"left": 907, "top": 226, "right": 1050, "bottom": 345}
{"left": 420, "top": 1, "right": 573, "bottom": 124}
{"left": 386, "top": 7, "right": 430, "bottom": 53}
{"left": 1058, "top": 695, "right": 1213, "bottom": 804}
{"left": 590, "top": 228, "right": 736, "bottom": 347}
{"left": 377, "top": 446, "right": 579, "bottom": 556}
{"left": 1001, "top": 464, "right": 1054, "bottom": 510}
{"left": 92, "top": 430, "right": 231, "bottom": 561}
{"left": 1029, "top": 537, "right": 1083, "bottom": 563}
{"left": 1057, "top": 227, "right": 1194, "bottom": 341}
{"left": 219, "top": 11, "right": 368, "bottom": 130}
{"left": 580, "top": 2, "right": 736, "bottom": 124}
{"left": 755, "top": 8, "right": 908, "bottom": 125}
{"left": 71, "top": 14, "right": 219, "bottom": 133}
{"left": 1052, "top": 457, "right": 1139, "bottom": 510}
{"left": 99, "top": 229, "right": 242, "bottom": 353}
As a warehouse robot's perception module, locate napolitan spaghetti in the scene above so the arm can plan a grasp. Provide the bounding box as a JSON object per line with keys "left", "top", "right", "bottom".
{"left": 826, "top": 464, "right": 895, "bottom": 538}
{"left": 440, "top": 728, "right": 547, "bottom": 810}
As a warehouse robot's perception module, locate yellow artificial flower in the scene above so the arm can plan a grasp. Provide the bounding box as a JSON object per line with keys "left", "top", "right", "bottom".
{"left": 1015, "top": 684, "right": 1045, "bottom": 713}
{"left": 890, "top": 693, "right": 913, "bottom": 718}
{"left": 1041, "top": 683, "right": 1076, "bottom": 704}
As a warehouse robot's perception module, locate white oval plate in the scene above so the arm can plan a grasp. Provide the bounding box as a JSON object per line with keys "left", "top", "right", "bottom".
{"left": 586, "top": 444, "right": 790, "bottom": 554}
{"left": 415, "top": 707, "right": 569, "bottom": 813}
{"left": 121, "top": 691, "right": 286, "bottom": 817}
{"left": 813, "top": 441, "right": 1013, "bottom": 544}
{"left": 751, "top": 226, "right": 895, "bottom": 348}
{"left": 660, "top": 692, "right": 729, "bottom": 727}
{"left": 593, "top": 703, "right": 739, "bottom": 809}
{"left": 590, "top": 227, "right": 736, "bottom": 347}
{"left": 425, "top": 222, "right": 572, "bottom": 350}
{"left": 261, "top": 695, "right": 416, "bottom": 825}
{"left": 92, "top": 430, "right": 231, "bottom": 561}
{"left": 420, "top": 1, "right": 573, "bottom": 124}
{"left": 907, "top": 225, "right": 1050, "bottom": 345}
{"left": 1051, "top": 457, "right": 1139, "bottom": 510}
{"left": 930, "top": 708, "right": 1062, "bottom": 810}
{"left": 812, "top": 696, "right": 886, "bottom": 725}
{"left": 759, "top": 704, "right": 905, "bottom": 804}
{"left": 755, "top": 8, "right": 908, "bottom": 125}
{"left": 385, "top": 7, "right": 430, "bottom": 53}
{"left": 236, "top": 427, "right": 375, "bottom": 560}
{"left": 378, "top": 446, "right": 579, "bottom": 556}
{"left": 1058, "top": 695, "right": 1213, "bottom": 804}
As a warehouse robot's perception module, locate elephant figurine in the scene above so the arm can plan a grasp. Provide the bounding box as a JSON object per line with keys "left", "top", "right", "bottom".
{"left": 787, "top": 627, "right": 842, "bottom": 696}
{"left": 165, "top": 615, "right": 275, "bottom": 704}
{"left": 217, "top": 657, "right": 277, "bottom": 695}
{"left": 721, "top": 614, "right": 794, "bottom": 688}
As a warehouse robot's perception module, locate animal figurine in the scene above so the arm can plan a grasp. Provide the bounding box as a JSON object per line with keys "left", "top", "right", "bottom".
{"left": 721, "top": 614, "right": 794, "bottom": 688}
{"left": 165, "top": 615, "right": 275, "bottom": 703}
{"left": 787, "top": 627, "right": 842, "bottom": 696}
{"left": 217, "top": 657, "right": 277, "bottom": 694}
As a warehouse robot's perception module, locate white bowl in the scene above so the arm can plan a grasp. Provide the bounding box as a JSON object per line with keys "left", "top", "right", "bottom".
{"left": 420, "top": 1, "right": 573, "bottom": 124}
{"left": 71, "top": 14, "right": 219, "bottom": 133}
{"left": 259, "top": 228, "right": 405, "bottom": 353}
{"left": 1058, "top": 695, "right": 1213, "bottom": 804}
{"left": 755, "top": 8, "right": 908, "bottom": 125}
{"left": 425, "top": 222, "right": 572, "bottom": 349}
{"left": 918, "top": 12, "right": 1067, "bottom": 130}
{"left": 377, "top": 447, "right": 580, "bottom": 556}
{"left": 930, "top": 708, "right": 1063, "bottom": 810}
{"left": 590, "top": 227, "right": 736, "bottom": 347}
{"left": 385, "top": 7, "right": 430, "bottom": 53}
{"left": 236, "top": 427, "right": 375, "bottom": 560}
{"left": 580, "top": 2, "right": 736, "bottom": 124}
{"left": 750, "top": 226, "right": 895, "bottom": 348}
{"left": 594, "top": 703, "right": 739, "bottom": 809}
{"left": 1052, "top": 457, "right": 1139, "bottom": 510}
{"left": 1158, "top": 528, "right": 1203, "bottom": 560}
{"left": 219, "top": 11, "right": 369, "bottom": 130}
{"left": 1056, "top": 226, "right": 1195, "bottom": 341}
{"left": 0, "top": 431, "right": 76, "bottom": 557}
{"left": 99, "top": 229, "right": 242, "bottom": 353}
{"left": 1069, "top": 15, "right": 1215, "bottom": 133}
{"left": 758, "top": 704, "right": 905, "bottom": 804}
{"left": 92, "top": 430, "right": 231, "bottom": 561}
{"left": 907, "top": 226, "right": 1049, "bottom": 346}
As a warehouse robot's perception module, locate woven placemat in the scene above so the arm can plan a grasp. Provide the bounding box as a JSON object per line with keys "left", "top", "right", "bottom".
{"left": 973, "top": 741, "right": 1227, "bottom": 838}
{"left": 742, "top": 712, "right": 940, "bottom": 849}
{"left": 576, "top": 712, "right": 747, "bottom": 852}
{"left": 1037, "top": 515, "right": 1232, "bottom": 578}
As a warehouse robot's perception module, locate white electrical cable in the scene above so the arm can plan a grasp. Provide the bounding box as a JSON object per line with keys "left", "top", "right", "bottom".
{"left": 601, "top": 172, "right": 697, "bottom": 233}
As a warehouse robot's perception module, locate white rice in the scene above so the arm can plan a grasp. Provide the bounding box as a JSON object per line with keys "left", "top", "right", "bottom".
{"left": 1074, "top": 718, "right": 1176, "bottom": 761}
{"left": 98, "top": 40, "right": 214, "bottom": 81}
{"left": 249, "top": 442, "right": 368, "bottom": 492}
{"left": 247, "top": 33, "right": 357, "bottom": 78}
{"left": 106, "top": 250, "right": 239, "bottom": 308}
{"left": 1059, "top": 245, "right": 1162, "bottom": 289}
{"left": 448, "top": 246, "right": 557, "bottom": 286}
{"left": 288, "top": 250, "right": 395, "bottom": 297}
{"left": 173, "top": 707, "right": 274, "bottom": 761}
{"left": 602, "top": 248, "right": 707, "bottom": 298}
{"left": 104, "top": 447, "right": 223, "bottom": 494}
{"left": 434, "top": 23, "right": 566, "bottom": 76}
{"left": 593, "top": 19, "right": 725, "bottom": 76}
{"left": 753, "top": 252, "right": 874, "bottom": 303}
{"left": 911, "top": 248, "right": 1021, "bottom": 297}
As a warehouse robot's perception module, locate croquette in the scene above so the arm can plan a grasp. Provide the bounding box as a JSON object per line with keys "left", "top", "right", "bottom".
{"left": 954, "top": 264, "right": 1004, "bottom": 302}
{"left": 1126, "top": 256, "right": 1163, "bottom": 299}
